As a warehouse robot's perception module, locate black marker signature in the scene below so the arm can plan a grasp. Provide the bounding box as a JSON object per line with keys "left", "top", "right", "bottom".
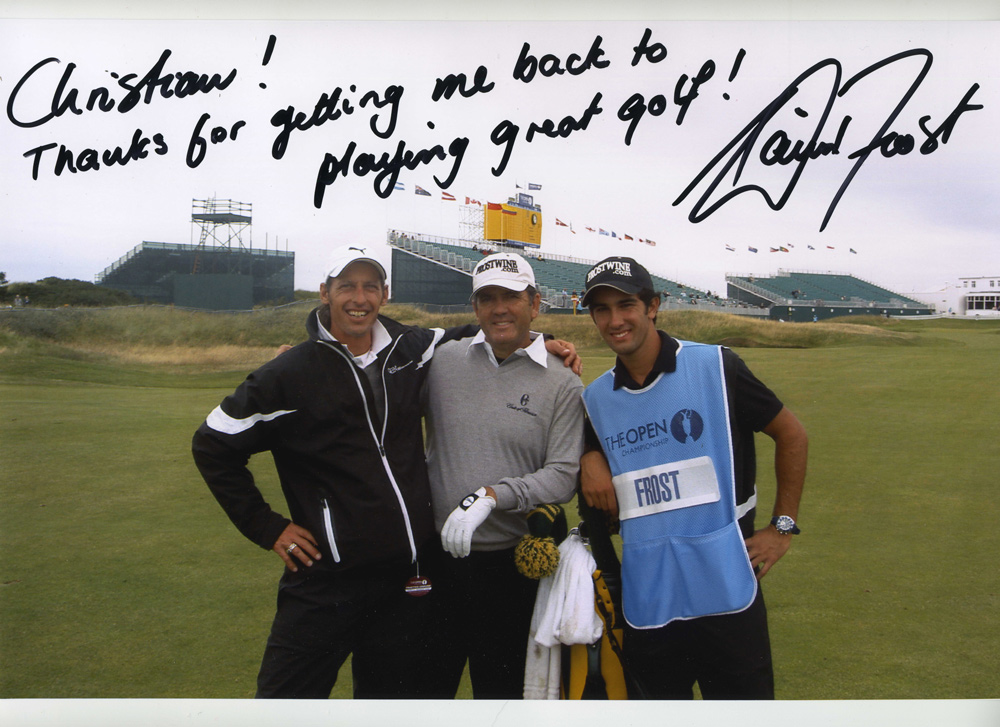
{"left": 673, "top": 49, "right": 983, "bottom": 231}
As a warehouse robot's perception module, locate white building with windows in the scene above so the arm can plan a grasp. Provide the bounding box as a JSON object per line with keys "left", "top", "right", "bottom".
{"left": 919, "top": 274, "right": 1000, "bottom": 318}
{"left": 925, "top": 276, "right": 1000, "bottom": 317}
{"left": 961, "top": 276, "right": 1000, "bottom": 317}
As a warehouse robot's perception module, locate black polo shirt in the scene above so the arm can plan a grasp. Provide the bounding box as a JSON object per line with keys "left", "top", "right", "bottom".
{"left": 584, "top": 331, "right": 784, "bottom": 536}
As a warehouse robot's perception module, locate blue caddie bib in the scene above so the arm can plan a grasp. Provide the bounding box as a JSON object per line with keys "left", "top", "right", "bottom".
{"left": 582, "top": 341, "right": 757, "bottom": 628}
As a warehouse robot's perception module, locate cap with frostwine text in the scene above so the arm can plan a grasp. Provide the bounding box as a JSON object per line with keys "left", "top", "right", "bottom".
{"left": 472, "top": 253, "right": 536, "bottom": 295}
{"left": 581, "top": 256, "right": 654, "bottom": 307}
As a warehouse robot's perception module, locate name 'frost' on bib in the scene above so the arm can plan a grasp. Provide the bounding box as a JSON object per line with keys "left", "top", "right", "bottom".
{"left": 613, "top": 456, "right": 720, "bottom": 521}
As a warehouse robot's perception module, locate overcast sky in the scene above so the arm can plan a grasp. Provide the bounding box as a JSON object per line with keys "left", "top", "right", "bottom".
{"left": 1, "top": 9, "right": 997, "bottom": 302}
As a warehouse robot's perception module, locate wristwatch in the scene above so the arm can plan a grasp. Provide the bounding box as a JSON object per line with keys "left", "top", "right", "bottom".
{"left": 771, "top": 515, "right": 801, "bottom": 535}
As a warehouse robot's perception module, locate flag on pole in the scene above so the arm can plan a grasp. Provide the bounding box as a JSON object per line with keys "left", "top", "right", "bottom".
{"left": 394, "top": 182, "right": 405, "bottom": 191}
{"left": 465, "top": 197, "right": 482, "bottom": 205}
{"left": 442, "top": 191, "right": 456, "bottom": 201}
{"left": 415, "top": 185, "right": 431, "bottom": 197}
{"left": 528, "top": 183, "right": 542, "bottom": 190}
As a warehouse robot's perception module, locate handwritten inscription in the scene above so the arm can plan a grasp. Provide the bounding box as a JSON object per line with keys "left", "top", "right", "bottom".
{"left": 2, "top": 28, "right": 983, "bottom": 229}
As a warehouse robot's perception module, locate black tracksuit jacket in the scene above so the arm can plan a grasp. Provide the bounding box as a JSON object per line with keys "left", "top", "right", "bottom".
{"left": 192, "top": 308, "right": 475, "bottom": 575}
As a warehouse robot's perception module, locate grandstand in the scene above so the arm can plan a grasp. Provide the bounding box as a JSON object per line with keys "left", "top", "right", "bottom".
{"left": 95, "top": 198, "right": 294, "bottom": 310}
{"left": 387, "top": 231, "right": 740, "bottom": 313}
{"left": 96, "top": 241, "right": 294, "bottom": 309}
{"left": 726, "top": 270, "right": 934, "bottom": 320}
{"left": 388, "top": 232, "right": 934, "bottom": 321}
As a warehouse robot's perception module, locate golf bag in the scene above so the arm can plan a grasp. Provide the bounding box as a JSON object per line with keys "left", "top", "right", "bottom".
{"left": 561, "top": 497, "right": 647, "bottom": 700}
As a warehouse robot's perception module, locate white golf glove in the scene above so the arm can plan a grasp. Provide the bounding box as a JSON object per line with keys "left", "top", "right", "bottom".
{"left": 441, "top": 487, "right": 496, "bottom": 558}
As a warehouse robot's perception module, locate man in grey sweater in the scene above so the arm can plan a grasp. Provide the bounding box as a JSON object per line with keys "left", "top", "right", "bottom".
{"left": 420, "top": 252, "right": 585, "bottom": 699}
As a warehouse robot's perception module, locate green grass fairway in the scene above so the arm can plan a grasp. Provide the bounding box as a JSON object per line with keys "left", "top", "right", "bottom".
{"left": 1, "top": 312, "right": 998, "bottom": 699}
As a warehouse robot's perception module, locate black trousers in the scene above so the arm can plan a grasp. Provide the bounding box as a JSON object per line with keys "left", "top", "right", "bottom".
{"left": 622, "top": 586, "right": 774, "bottom": 700}
{"left": 421, "top": 545, "right": 539, "bottom": 699}
{"left": 255, "top": 561, "right": 438, "bottom": 699}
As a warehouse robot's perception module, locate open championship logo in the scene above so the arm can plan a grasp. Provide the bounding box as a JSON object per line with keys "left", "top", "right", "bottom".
{"left": 670, "top": 408, "right": 704, "bottom": 443}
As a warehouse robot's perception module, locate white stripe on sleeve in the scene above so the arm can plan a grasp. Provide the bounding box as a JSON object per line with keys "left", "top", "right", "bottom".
{"left": 205, "top": 406, "right": 297, "bottom": 435}
{"left": 416, "top": 328, "right": 446, "bottom": 369}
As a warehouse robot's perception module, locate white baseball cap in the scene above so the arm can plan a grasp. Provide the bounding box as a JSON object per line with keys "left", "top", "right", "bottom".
{"left": 471, "top": 252, "right": 536, "bottom": 295}
{"left": 323, "top": 245, "right": 386, "bottom": 282}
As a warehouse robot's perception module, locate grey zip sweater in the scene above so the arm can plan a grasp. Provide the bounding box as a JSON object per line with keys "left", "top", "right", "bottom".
{"left": 422, "top": 335, "right": 585, "bottom": 550}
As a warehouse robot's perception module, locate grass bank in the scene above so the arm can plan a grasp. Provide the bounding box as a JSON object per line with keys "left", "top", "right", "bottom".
{"left": 0, "top": 303, "right": 922, "bottom": 371}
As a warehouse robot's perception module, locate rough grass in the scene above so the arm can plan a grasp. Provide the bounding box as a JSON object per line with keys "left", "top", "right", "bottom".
{"left": 0, "top": 304, "right": 922, "bottom": 369}
{"left": 0, "top": 304, "right": 312, "bottom": 348}
{"left": 381, "top": 307, "right": 920, "bottom": 350}
{"left": 64, "top": 343, "right": 279, "bottom": 370}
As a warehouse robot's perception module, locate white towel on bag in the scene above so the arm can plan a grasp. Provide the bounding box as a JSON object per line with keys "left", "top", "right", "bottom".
{"left": 523, "top": 532, "right": 603, "bottom": 699}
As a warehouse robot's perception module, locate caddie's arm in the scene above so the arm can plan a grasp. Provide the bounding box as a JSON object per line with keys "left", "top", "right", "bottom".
{"left": 579, "top": 416, "right": 618, "bottom": 519}
{"left": 580, "top": 450, "right": 618, "bottom": 520}
{"left": 745, "top": 406, "right": 808, "bottom": 580}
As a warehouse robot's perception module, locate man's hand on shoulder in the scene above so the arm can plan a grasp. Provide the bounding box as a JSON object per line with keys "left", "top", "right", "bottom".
{"left": 545, "top": 338, "right": 582, "bottom": 376}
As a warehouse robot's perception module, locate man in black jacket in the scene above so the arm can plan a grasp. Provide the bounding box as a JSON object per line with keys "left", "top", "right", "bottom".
{"left": 192, "top": 245, "right": 477, "bottom": 699}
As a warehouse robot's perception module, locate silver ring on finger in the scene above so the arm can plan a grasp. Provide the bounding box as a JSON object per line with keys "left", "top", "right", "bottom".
{"left": 286, "top": 543, "right": 298, "bottom": 555}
